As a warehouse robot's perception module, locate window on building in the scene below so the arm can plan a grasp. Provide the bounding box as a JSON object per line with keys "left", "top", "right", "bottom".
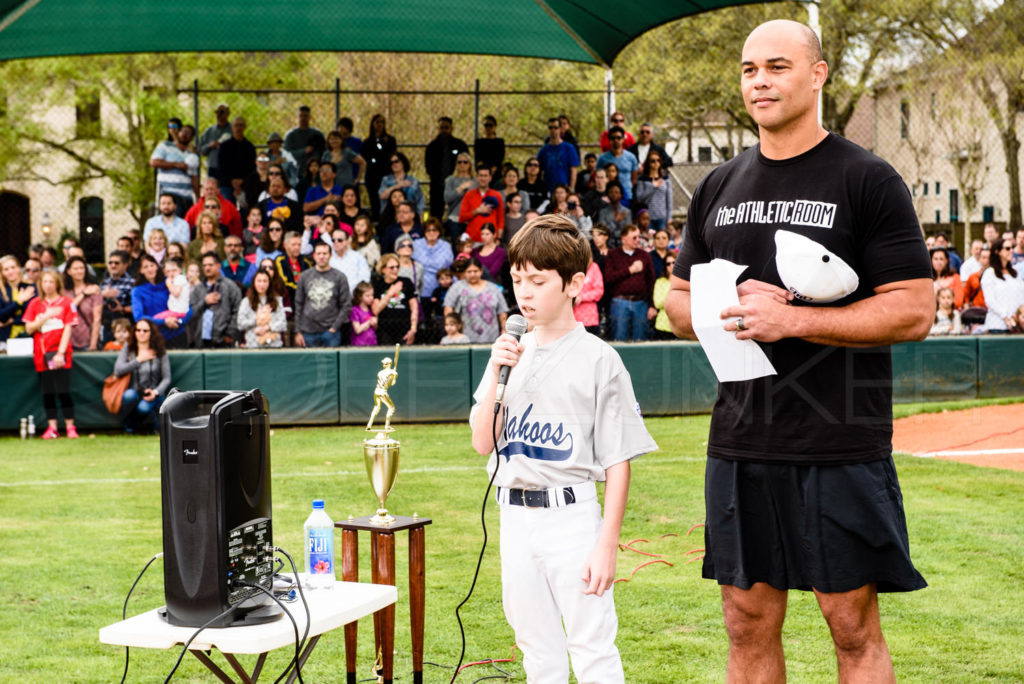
{"left": 75, "top": 89, "right": 101, "bottom": 138}
{"left": 923, "top": 183, "right": 928, "bottom": 196}
{"left": 983, "top": 206, "right": 994, "bottom": 223}
{"left": 900, "top": 100, "right": 910, "bottom": 140}
{"left": 78, "top": 197, "right": 105, "bottom": 263}
{"left": 719, "top": 146, "right": 731, "bottom": 161}
{"left": 935, "top": 210, "right": 941, "bottom": 223}
{"left": 697, "top": 146, "right": 712, "bottom": 163}
{"left": 935, "top": 181, "right": 940, "bottom": 195}
{"left": 949, "top": 189, "right": 959, "bottom": 222}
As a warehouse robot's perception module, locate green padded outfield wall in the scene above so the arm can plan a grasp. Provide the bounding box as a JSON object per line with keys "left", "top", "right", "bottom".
{"left": 1, "top": 339, "right": 1021, "bottom": 430}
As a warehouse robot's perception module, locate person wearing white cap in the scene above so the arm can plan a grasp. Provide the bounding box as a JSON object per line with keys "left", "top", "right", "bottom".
{"left": 666, "top": 19, "right": 934, "bottom": 683}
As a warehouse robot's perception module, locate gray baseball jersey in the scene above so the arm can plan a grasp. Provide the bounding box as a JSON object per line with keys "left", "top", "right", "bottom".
{"left": 472, "top": 323, "right": 657, "bottom": 489}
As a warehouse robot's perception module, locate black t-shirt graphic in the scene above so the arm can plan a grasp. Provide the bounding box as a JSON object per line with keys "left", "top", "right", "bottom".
{"left": 675, "top": 134, "right": 931, "bottom": 465}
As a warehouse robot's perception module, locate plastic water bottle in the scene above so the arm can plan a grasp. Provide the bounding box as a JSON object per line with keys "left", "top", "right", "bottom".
{"left": 27, "top": 415, "right": 35, "bottom": 438}
{"left": 304, "top": 499, "right": 335, "bottom": 590}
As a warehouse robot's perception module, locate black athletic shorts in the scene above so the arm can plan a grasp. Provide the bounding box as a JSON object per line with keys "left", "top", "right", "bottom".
{"left": 702, "top": 456, "right": 927, "bottom": 594}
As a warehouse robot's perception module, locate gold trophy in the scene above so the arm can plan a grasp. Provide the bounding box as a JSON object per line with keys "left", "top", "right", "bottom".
{"left": 364, "top": 345, "right": 401, "bottom": 526}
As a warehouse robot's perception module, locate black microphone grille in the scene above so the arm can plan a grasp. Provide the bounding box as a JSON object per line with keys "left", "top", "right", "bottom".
{"left": 505, "top": 314, "right": 528, "bottom": 338}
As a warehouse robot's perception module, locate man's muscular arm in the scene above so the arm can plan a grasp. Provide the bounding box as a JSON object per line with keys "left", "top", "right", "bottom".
{"left": 664, "top": 276, "right": 695, "bottom": 339}
{"left": 721, "top": 278, "right": 934, "bottom": 346}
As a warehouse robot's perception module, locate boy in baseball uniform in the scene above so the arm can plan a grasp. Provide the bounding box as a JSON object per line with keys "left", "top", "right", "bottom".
{"left": 470, "top": 214, "right": 657, "bottom": 683}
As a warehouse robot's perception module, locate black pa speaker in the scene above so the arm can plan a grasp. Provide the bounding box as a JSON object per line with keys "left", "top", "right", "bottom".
{"left": 158, "top": 389, "right": 281, "bottom": 627}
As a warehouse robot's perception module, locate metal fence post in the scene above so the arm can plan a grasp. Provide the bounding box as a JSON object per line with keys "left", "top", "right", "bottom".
{"left": 192, "top": 79, "right": 199, "bottom": 130}
{"left": 335, "top": 77, "right": 341, "bottom": 128}
{"left": 473, "top": 79, "right": 480, "bottom": 153}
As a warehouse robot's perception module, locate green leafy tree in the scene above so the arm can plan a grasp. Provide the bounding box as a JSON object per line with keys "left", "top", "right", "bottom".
{"left": 905, "top": 0, "right": 1024, "bottom": 228}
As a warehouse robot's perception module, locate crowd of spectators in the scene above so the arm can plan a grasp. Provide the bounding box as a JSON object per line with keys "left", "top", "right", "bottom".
{"left": 5, "top": 106, "right": 1024, "bottom": 432}
{"left": 926, "top": 226, "right": 1024, "bottom": 335}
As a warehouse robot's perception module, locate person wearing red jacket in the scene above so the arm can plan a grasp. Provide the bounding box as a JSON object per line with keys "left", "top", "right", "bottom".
{"left": 599, "top": 111, "right": 635, "bottom": 153}
{"left": 185, "top": 178, "right": 243, "bottom": 237}
{"left": 458, "top": 164, "right": 504, "bottom": 243}
{"left": 23, "top": 270, "right": 78, "bottom": 439}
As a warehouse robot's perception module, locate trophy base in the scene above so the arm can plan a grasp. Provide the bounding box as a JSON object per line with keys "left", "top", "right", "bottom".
{"left": 369, "top": 508, "right": 396, "bottom": 526}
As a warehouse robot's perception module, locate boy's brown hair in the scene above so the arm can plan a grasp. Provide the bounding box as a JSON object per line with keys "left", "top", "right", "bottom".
{"left": 111, "top": 317, "right": 131, "bottom": 333}
{"left": 508, "top": 214, "right": 590, "bottom": 288}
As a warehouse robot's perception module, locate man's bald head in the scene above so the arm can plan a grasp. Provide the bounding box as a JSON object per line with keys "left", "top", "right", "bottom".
{"left": 745, "top": 19, "right": 823, "bottom": 65}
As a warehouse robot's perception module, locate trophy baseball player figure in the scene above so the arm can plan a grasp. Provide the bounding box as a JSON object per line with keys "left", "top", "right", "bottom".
{"left": 364, "top": 345, "right": 401, "bottom": 525}
{"left": 366, "top": 351, "right": 399, "bottom": 432}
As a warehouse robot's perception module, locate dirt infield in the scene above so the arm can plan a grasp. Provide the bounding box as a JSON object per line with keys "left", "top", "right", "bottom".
{"left": 893, "top": 403, "right": 1024, "bottom": 471}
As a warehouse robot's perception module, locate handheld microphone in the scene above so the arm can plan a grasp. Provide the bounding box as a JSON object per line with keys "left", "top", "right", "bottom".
{"left": 494, "top": 314, "right": 528, "bottom": 409}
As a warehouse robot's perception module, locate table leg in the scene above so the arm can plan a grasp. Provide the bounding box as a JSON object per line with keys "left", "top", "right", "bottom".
{"left": 409, "top": 526, "right": 426, "bottom": 684}
{"left": 369, "top": 531, "right": 381, "bottom": 670}
{"left": 191, "top": 649, "right": 237, "bottom": 684}
{"left": 342, "top": 529, "right": 359, "bottom": 684}
{"left": 222, "top": 652, "right": 256, "bottom": 683}
{"left": 375, "top": 531, "right": 396, "bottom": 684}
{"left": 250, "top": 652, "right": 268, "bottom": 682}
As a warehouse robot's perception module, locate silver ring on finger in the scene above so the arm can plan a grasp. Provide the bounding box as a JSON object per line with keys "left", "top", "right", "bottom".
{"left": 735, "top": 317, "right": 747, "bottom": 332}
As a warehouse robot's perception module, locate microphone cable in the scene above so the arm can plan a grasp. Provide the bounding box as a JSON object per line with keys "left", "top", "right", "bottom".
{"left": 119, "top": 552, "right": 163, "bottom": 684}
{"left": 233, "top": 580, "right": 305, "bottom": 684}
{"left": 450, "top": 401, "right": 504, "bottom": 683}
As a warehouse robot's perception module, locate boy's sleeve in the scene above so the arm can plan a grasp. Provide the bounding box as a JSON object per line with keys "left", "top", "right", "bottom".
{"left": 593, "top": 362, "right": 658, "bottom": 470}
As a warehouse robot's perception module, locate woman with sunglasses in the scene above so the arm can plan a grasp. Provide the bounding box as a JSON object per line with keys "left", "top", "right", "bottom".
{"left": 364, "top": 114, "right": 398, "bottom": 222}
{"left": 651, "top": 254, "right": 678, "bottom": 340}
{"left": 634, "top": 150, "right": 673, "bottom": 231}
{"left": 520, "top": 157, "right": 548, "bottom": 212}
{"left": 114, "top": 319, "right": 171, "bottom": 433}
{"left": 443, "top": 152, "right": 476, "bottom": 241}
{"left": 981, "top": 240, "right": 1024, "bottom": 332}
{"left": 255, "top": 217, "right": 287, "bottom": 265}
{"left": 377, "top": 151, "right": 425, "bottom": 215}
{"left": 22, "top": 257, "right": 42, "bottom": 285}
{"left": 372, "top": 253, "right": 418, "bottom": 345}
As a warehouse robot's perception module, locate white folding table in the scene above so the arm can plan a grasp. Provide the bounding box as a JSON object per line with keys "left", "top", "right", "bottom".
{"left": 99, "top": 576, "right": 396, "bottom": 683}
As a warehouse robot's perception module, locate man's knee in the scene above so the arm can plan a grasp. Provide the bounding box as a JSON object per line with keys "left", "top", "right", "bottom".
{"left": 816, "top": 586, "right": 883, "bottom": 654}
{"left": 721, "top": 584, "right": 786, "bottom": 646}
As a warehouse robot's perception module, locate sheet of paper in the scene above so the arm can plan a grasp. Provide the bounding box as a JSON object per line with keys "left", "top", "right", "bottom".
{"left": 690, "top": 259, "right": 776, "bottom": 383}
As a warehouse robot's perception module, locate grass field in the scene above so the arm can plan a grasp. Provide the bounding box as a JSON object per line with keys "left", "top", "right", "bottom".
{"left": 1, "top": 406, "right": 1023, "bottom": 683}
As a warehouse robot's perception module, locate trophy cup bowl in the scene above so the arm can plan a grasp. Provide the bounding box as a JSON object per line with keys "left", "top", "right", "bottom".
{"left": 364, "top": 431, "right": 400, "bottom": 526}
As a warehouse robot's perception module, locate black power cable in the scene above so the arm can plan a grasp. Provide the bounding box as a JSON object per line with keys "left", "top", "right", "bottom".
{"left": 450, "top": 404, "right": 504, "bottom": 683}
{"left": 233, "top": 580, "right": 305, "bottom": 684}
{"left": 163, "top": 602, "right": 241, "bottom": 683}
{"left": 119, "top": 552, "right": 163, "bottom": 684}
{"left": 271, "top": 546, "right": 311, "bottom": 684}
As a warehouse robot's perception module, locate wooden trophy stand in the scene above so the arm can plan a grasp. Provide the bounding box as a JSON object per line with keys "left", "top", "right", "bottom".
{"left": 335, "top": 514, "right": 432, "bottom": 684}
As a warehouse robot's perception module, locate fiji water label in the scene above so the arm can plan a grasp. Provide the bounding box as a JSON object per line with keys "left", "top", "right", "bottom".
{"left": 307, "top": 529, "right": 334, "bottom": 575}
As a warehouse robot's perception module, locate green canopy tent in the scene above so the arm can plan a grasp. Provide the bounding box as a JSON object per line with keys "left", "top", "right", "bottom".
{"left": 0, "top": 0, "right": 785, "bottom": 65}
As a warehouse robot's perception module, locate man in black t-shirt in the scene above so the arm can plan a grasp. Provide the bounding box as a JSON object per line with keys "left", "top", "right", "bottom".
{"left": 666, "top": 20, "right": 933, "bottom": 682}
